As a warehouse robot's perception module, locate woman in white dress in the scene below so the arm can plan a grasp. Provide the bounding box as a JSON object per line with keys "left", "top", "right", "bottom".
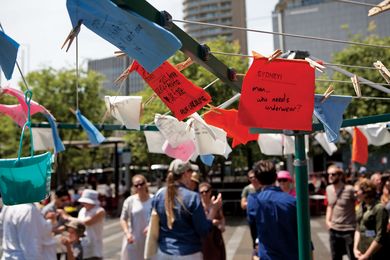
{"left": 120, "top": 174, "right": 153, "bottom": 260}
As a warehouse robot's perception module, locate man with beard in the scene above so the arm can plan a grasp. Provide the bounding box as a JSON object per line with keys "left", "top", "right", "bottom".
{"left": 325, "top": 165, "right": 356, "bottom": 260}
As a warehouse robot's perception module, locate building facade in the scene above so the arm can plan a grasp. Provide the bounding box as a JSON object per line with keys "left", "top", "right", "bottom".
{"left": 272, "top": 0, "right": 390, "bottom": 62}
{"left": 183, "top": 0, "right": 247, "bottom": 54}
{"left": 88, "top": 56, "right": 145, "bottom": 95}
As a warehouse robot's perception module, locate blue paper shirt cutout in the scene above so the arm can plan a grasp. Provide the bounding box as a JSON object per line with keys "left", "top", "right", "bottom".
{"left": 314, "top": 95, "right": 352, "bottom": 143}
{"left": 0, "top": 31, "right": 19, "bottom": 80}
{"left": 44, "top": 114, "right": 65, "bottom": 153}
{"left": 66, "top": 0, "right": 182, "bottom": 73}
{"left": 200, "top": 154, "right": 215, "bottom": 166}
{"left": 76, "top": 110, "right": 105, "bottom": 145}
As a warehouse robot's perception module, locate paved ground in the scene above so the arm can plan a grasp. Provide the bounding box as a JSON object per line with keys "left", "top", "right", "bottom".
{"left": 102, "top": 214, "right": 334, "bottom": 260}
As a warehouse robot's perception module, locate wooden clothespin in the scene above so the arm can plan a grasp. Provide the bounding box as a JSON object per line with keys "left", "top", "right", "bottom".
{"left": 268, "top": 49, "right": 283, "bottom": 62}
{"left": 351, "top": 75, "right": 362, "bottom": 98}
{"left": 320, "top": 85, "right": 334, "bottom": 103}
{"left": 368, "top": 0, "right": 390, "bottom": 16}
{"left": 252, "top": 51, "right": 265, "bottom": 60}
{"left": 373, "top": 61, "right": 390, "bottom": 84}
{"left": 204, "top": 104, "right": 222, "bottom": 114}
{"left": 305, "top": 58, "right": 326, "bottom": 73}
{"left": 114, "top": 65, "right": 132, "bottom": 84}
{"left": 114, "top": 50, "right": 126, "bottom": 58}
{"left": 61, "top": 20, "right": 82, "bottom": 52}
{"left": 175, "top": 57, "right": 193, "bottom": 71}
{"left": 143, "top": 93, "right": 157, "bottom": 107}
{"left": 69, "top": 107, "right": 76, "bottom": 115}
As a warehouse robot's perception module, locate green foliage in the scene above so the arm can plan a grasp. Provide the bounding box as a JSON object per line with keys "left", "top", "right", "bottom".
{"left": 326, "top": 35, "right": 390, "bottom": 118}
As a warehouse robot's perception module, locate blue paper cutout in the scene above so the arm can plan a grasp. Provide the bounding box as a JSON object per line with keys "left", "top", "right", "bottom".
{"left": 314, "top": 95, "right": 352, "bottom": 143}
{"left": 66, "top": 0, "right": 182, "bottom": 73}
{"left": 200, "top": 154, "right": 215, "bottom": 166}
{"left": 76, "top": 110, "right": 106, "bottom": 145}
{"left": 0, "top": 31, "right": 19, "bottom": 80}
{"left": 44, "top": 114, "right": 65, "bottom": 153}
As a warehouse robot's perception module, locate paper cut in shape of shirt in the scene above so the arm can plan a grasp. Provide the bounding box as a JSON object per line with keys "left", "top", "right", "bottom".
{"left": 0, "top": 31, "right": 19, "bottom": 80}
{"left": 66, "top": 0, "right": 181, "bottom": 73}
{"left": 200, "top": 154, "right": 215, "bottom": 166}
{"left": 257, "top": 134, "right": 295, "bottom": 155}
{"left": 154, "top": 114, "right": 193, "bottom": 148}
{"left": 314, "top": 133, "right": 338, "bottom": 156}
{"left": 204, "top": 108, "right": 258, "bottom": 148}
{"left": 238, "top": 57, "right": 315, "bottom": 131}
{"left": 104, "top": 96, "right": 142, "bottom": 130}
{"left": 163, "top": 139, "right": 196, "bottom": 161}
{"left": 314, "top": 95, "right": 352, "bottom": 143}
{"left": 359, "top": 123, "right": 390, "bottom": 146}
{"left": 144, "top": 131, "right": 165, "bottom": 154}
{"left": 352, "top": 127, "right": 368, "bottom": 165}
{"left": 75, "top": 110, "right": 105, "bottom": 145}
{"left": 129, "top": 61, "right": 211, "bottom": 121}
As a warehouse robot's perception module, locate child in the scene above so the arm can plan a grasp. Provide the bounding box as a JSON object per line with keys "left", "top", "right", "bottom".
{"left": 61, "top": 220, "right": 85, "bottom": 260}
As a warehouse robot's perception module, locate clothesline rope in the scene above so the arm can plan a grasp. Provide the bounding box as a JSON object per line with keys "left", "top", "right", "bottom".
{"left": 173, "top": 19, "right": 390, "bottom": 49}
{"left": 316, "top": 78, "right": 390, "bottom": 86}
{"left": 332, "top": 0, "right": 379, "bottom": 8}
{"left": 211, "top": 51, "right": 382, "bottom": 70}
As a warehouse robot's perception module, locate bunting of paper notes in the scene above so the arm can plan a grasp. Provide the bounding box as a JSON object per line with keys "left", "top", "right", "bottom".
{"left": 104, "top": 96, "right": 142, "bottom": 130}
{"left": 0, "top": 31, "right": 19, "bottom": 80}
{"left": 238, "top": 57, "right": 315, "bottom": 131}
{"left": 75, "top": 110, "right": 106, "bottom": 145}
{"left": 130, "top": 61, "right": 211, "bottom": 120}
{"left": 66, "top": 0, "right": 181, "bottom": 73}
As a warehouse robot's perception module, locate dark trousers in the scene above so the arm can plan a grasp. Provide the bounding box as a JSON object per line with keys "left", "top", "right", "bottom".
{"left": 329, "top": 229, "right": 356, "bottom": 260}
{"left": 249, "top": 221, "right": 257, "bottom": 249}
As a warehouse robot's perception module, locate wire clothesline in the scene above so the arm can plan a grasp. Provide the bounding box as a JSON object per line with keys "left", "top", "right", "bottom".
{"left": 332, "top": 0, "right": 379, "bottom": 8}
{"left": 172, "top": 19, "right": 390, "bottom": 49}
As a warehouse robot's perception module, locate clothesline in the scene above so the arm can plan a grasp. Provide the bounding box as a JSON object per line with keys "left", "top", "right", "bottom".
{"left": 316, "top": 78, "right": 390, "bottom": 86}
{"left": 332, "top": 0, "right": 379, "bottom": 8}
{"left": 211, "top": 51, "right": 381, "bottom": 71}
{"left": 172, "top": 19, "right": 390, "bottom": 49}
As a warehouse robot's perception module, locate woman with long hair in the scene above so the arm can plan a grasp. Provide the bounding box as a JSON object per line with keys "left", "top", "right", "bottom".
{"left": 120, "top": 174, "right": 153, "bottom": 260}
{"left": 354, "top": 179, "right": 389, "bottom": 259}
{"left": 199, "top": 182, "right": 226, "bottom": 260}
{"left": 152, "top": 159, "right": 222, "bottom": 259}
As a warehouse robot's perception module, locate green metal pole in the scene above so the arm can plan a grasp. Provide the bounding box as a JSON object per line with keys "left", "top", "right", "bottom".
{"left": 294, "top": 134, "right": 312, "bottom": 260}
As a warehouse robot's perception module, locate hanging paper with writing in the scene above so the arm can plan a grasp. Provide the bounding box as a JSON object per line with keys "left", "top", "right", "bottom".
{"left": 130, "top": 61, "right": 211, "bottom": 121}
{"left": 238, "top": 57, "right": 315, "bottom": 131}
{"left": 66, "top": 0, "right": 182, "bottom": 72}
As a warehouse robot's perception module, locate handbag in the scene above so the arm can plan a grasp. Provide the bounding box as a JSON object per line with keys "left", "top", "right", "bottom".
{"left": 144, "top": 208, "right": 160, "bottom": 259}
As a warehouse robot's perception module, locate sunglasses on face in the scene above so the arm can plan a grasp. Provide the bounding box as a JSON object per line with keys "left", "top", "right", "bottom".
{"left": 278, "top": 178, "right": 289, "bottom": 183}
{"left": 328, "top": 173, "right": 340, "bottom": 177}
{"left": 200, "top": 189, "right": 210, "bottom": 194}
{"left": 134, "top": 182, "right": 145, "bottom": 188}
{"left": 249, "top": 176, "right": 255, "bottom": 180}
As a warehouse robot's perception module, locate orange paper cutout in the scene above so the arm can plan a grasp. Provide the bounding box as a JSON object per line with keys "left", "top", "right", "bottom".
{"left": 352, "top": 127, "right": 368, "bottom": 165}
{"left": 129, "top": 61, "right": 211, "bottom": 121}
{"left": 238, "top": 57, "right": 315, "bottom": 131}
{"left": 204, "top": 108, "right": 258, "bottom": 148}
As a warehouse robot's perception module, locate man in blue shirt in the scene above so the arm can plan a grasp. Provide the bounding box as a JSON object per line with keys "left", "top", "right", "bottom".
{"left": 247, "top": 160, "right": 299, "bottom": 260}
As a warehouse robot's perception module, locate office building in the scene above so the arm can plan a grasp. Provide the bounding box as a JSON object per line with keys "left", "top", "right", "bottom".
{"left": 272, "top": 0, "right": 390, "bottom": 62}
{"left": 88, "top": 56, "right": 145, "bottom": 95}
{"left": 183, "top": 0, "right": 248, "bottom": 54}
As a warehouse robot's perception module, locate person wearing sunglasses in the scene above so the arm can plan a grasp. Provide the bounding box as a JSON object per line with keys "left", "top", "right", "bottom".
{"left": 199, "top": 182, "right": 226, "bottom": 260}
{"left": 277, "top": 170, "right": 296, "bottom": 197}
{"left": 325, "top": 164, "right": 356, "bottom": 260}
{"left": 120, "top": 174, "right": 153, "bottom": 260}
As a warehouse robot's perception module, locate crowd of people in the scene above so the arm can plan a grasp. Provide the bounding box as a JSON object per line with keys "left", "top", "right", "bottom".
{"left": 0, "top": 158, "right": 389, "bottom": 260}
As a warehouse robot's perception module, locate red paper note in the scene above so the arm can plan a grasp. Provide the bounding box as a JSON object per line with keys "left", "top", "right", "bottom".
{"left": 129, "top": 61, "right": 211, "bottom": 121}
{"left": 204, "top": 108, "right": 258, "bottom": 147}
{"left": 238, "top": 57, "right": 315, "bottom": 131}
{"left": 352, "top": 127, "right": 368, "bottom": 165}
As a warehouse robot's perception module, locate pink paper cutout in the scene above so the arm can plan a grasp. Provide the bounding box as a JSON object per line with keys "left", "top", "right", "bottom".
{"left": 163, "top": 139, "right": 196, "bottom": 161}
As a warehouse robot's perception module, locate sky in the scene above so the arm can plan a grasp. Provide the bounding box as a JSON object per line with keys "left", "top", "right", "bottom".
{"left": 0, "top": 0, "right": 279, "bottom": 84}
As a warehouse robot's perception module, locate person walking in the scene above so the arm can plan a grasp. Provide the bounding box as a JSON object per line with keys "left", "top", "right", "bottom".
{"left": 199, "top": 182, "right": 226, "bottom": 260}
{"left": 325, "top": 164, "right": 356, "bottom": 260}
{"left": 247, "top": 160, "right": 299, "bottom": 260}
{"left": 354, "top": 179, "right": 389, "bottom": 259}
{"left": 277, "top": 170, "right": 296, "bottom": 197}
{"left": 152, "top": 159, "right": 222, "bottom": 259}
{"left": 120, "top": 174, "right": 153, "bottom": 260}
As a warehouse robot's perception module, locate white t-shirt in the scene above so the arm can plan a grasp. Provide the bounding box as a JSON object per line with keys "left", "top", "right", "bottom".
{"left": 78, "top": 205, "right": 105, "bottom": 258}
{"left": 0, "top": 203, "right": 56, "bottom": 260}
